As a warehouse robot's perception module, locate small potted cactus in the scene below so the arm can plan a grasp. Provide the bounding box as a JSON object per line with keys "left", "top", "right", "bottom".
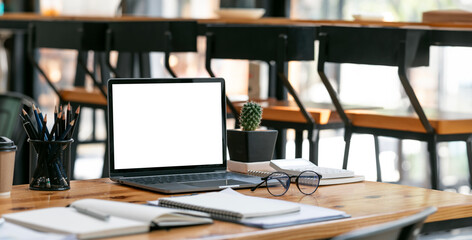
{"left": 227, "top": 102, "right": 278, "bottom": 162}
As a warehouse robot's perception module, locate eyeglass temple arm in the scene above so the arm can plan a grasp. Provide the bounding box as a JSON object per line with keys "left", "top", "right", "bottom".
{"left": 250, "top": 181, "right": 265, "bottom": 192}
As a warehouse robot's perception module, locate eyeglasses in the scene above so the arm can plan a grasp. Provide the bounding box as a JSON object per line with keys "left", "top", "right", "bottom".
{"left": 251, "top": 170, "right": 322, "bottom": 196}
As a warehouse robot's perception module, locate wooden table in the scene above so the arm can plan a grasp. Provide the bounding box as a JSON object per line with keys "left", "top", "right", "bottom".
{"left": 2, "top": 179, "right": 472, "bottom": 239}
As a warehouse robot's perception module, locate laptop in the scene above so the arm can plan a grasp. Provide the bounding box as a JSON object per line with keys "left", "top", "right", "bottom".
{"left": 107, "top": 78, "right": 262, "bottom": 193}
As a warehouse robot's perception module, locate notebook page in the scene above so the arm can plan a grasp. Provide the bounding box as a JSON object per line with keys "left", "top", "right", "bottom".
{"left": 3, "top": 208, "right": 148, "bottom": 239}
{"left": 71, "top": 199, "right": 210, "bottom": 223}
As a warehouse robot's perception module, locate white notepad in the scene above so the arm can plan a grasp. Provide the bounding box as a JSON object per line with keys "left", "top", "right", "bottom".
{"left": 3, "top": 207, "right": 148, "bottom": 240}
{"left": 3, "top": 199, "right": 212, "bottom": 239}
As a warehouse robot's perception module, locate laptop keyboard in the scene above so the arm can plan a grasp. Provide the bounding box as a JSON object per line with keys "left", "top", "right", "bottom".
{"left": 127, "top": 172, "right": 229, "bottom": 185}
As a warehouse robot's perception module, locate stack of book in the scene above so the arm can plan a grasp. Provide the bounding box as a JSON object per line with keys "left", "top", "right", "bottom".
{"left": 227, "top": 159, "right": 365, "bottom": 185}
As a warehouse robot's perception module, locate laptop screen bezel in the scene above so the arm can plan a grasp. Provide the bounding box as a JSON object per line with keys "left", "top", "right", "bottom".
{"left": 107, "top": 78, "right": 228, "bottom": 178}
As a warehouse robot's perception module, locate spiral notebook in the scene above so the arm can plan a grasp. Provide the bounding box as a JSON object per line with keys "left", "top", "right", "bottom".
{"left": 157, "top": 188, "right": 349, "bottom": 228}
{"left": 248, "top": 170, "right": 365, "bottom": 185}
{"left": 158, "top": 190, "right": 300, "bottom": 221}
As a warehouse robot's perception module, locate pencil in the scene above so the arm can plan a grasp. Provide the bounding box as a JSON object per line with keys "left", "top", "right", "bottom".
{"left": 61, "top": 113, "right": 66, "bottom": 138}
{"left": 37, "top": 107, "right": 44, "bottom": 122}
{"left": 48, "top": 118, "right": 58, "bottom": 141}
{"left": 55, "top": 111, "right": 60, "bottom": 139}
{"left": 22, "top": 121, "right": 39, "bottom": 140}
{"left": 41, "top": 114, "right": 48, "bottom": 141}
{"left": 22, "top": 110, "right": 38, "bottom": 139}
{"left": 38, "top": 107, "right": 49, "bottom": 138}
{"left": 54, "top": 106, "right": 58, "bottom": 126}
{"left": 19, "top": 112, "right": 26, "bottom": 123}
{"left": 57, "top": 112, "right": 63, "bottom": 137}
{"left": 69, "top": 106, "right": 81, "bottom": 139}
{"left": 67, "top": 103, "right": 71, "bottom": 125}
{"left": 22, "top": 109, "right": 34, "bottom": 124}
{"left": 59, "top": 119, "right": 75, "bottom": 140}
{"left": 32, "top": 104, "right": 42, "bottom": 133}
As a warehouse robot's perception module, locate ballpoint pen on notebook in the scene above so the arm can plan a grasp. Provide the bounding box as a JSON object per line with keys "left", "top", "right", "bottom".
{"left": 70, "top": 205, "right": 110, "bottom": 221}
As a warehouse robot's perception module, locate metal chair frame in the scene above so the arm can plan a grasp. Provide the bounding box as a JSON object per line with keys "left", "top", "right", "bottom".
{"left": 317, "top": 26, "right": 472, "bottom": 189}
{"left": 332, "top": 207, "right": 437, "bottom": 240}
{"left": 27, "top": 21, "right": 108, "bottom": 178}
{"left": 205, "top": 24, "right": 343, "bottom": 163}
{"left": 104, "top": 21, "right": 198, "bottom": 78}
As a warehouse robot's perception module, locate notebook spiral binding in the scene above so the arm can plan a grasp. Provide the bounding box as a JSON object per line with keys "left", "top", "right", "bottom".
{"left": 247, "top": 170, "right": 272, "bottom": 177}
{"left": 158, "top": 199, "right": 244, "bottom": 221}
{"left": 248, "top": 170, "right": 300, "bottom": 183}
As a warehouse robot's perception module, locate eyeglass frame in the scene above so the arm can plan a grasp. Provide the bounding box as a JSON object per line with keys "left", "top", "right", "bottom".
{"left": 250, "top": 170, "right": 323, "bottom": 196}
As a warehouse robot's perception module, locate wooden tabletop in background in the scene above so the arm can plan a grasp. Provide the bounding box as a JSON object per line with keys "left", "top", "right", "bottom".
{"left": 3, "top": 12, "right": 472, "bottom": 29}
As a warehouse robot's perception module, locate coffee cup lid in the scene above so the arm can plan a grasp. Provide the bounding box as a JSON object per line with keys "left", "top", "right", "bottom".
{"left": 0, "top": 137, "right": 17, "bottom": 152}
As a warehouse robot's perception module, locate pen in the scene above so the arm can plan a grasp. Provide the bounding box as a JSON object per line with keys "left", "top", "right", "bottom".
{"left": 71, "top": 205, "right": 110, "bottom": 221}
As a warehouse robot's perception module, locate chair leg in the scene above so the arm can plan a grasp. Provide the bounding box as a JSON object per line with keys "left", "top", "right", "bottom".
{"left": 427, "top": 137, "right": 440, "bottom": 190}
{"left": 101, "top": 108, "right": 109, "bottom": 178}
{"left": 374, "top": 135, "right": 382, "bottom": 182}
{"left": 69, "top": 105, "right": 81, "bottom": 180}
{"left": 138, "top": 52, "right": 151, "bottom": 78}
{"left": 101, "top": 141, "right": 109, "bottom": 178}
{"left": 342, "top": 128, "right": 352, "bottom": 169}
{"left": 308, "top": 129, "right": 320, "bottom": 165}
{"left": 275, "top": 128, "right": 287, "bottom": 159}
{"left": 466, "top": 137, "right": 472, "bottom": 188}
{"left": 295, "top": 130, "right": 303, "bottom": 158}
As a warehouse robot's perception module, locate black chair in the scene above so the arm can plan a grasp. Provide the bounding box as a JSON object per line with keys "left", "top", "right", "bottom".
{"left": 317, "top": 25, "right": 472, "bottom": 189}
{"left": 28, "top": 20, "right": 198, "bottom": 178}
{"left": 332, "top": 207, "right": 436, "bottom": 240}
{"left": 105, "top": 20, "right": 198, "bottom": 78}
{"left": 27, "top": 20, "right": 108, "bottom": 178}
{"left": 0, "top": 92, "right": 35, "bottom": 184}
{"left": 205, "top": 24, "right": 343, "bottom": 163}
{"left": 103, "top": 20, "right": 197, "bottom": 177}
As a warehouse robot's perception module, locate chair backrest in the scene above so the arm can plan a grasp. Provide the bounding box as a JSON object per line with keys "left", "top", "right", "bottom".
{"left": 105, "top": 20, "right": 197, "bottom": 78}
{"left": 318, "top": 26, "right": 430, "bottom": 67}
{"left": 31, "top": 21, "right": 107, "bottom": 51}
{"left": 0, "top": 93, "right": 24, "bottom": 138}
{"left": 205, "top": 24, "right": 315, "bottom": 62}
{"left": 0, "top": 92, "right": 35, "bottom": 185}
{"left": 28, "top": 21, "right": 108, "bottom": 98}
{"left": 204, "top": 24, "right": 317, "bottom": 126}
{"left": 316, "top": 25, "right": 435, "bottom": 134}
{"left": 331, "top": 207, "right": 437, "bottom": 240}
{"left": 0, "top": 92, "right": 34, "bottom": 137}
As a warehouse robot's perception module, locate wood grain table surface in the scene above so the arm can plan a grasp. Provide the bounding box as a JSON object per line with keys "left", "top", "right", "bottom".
{"left": 2, "top": 178, "right": 472, "bottom": 239}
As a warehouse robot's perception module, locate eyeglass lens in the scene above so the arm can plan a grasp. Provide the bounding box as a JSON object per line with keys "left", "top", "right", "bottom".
{"left": 266, "top": 172, "right": 290, "bottom": 196}
{"left": 297, "top": 170, "right": 320, "bottom": 195}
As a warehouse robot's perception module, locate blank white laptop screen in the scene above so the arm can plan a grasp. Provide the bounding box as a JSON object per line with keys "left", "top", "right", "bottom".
{"left": 111, "top": 82, "right": 223, "bottom": 169}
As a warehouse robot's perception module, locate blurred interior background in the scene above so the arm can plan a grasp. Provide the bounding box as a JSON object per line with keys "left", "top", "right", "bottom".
{"left": 2, "top": 0, "right": 472, "bottom": 195}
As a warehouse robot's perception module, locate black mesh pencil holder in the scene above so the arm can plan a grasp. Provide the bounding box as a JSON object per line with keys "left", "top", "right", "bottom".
{"left": 29, "top": 139, "right": 73, "bottom": 191}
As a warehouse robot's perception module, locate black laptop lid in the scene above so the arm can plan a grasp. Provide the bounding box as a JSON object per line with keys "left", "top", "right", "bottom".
{"left": 107, "top": 78, "right": 227, "bottom": 178}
